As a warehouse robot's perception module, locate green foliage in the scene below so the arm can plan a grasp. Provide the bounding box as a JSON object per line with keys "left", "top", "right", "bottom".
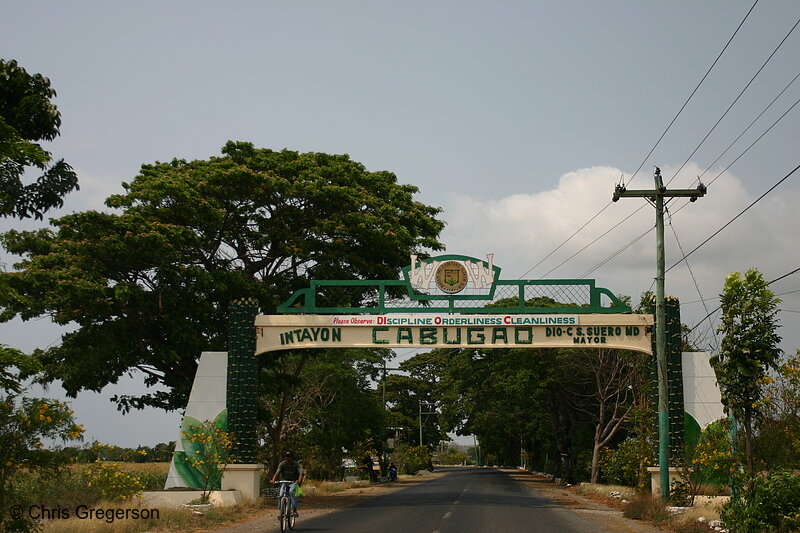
{"left": 721, "top": 470, "right": 800, "bottom": 533}
{"left": 0, "top": 395, "right": 84, "bottom": 531}
{"left": 435, "top": 344, "right": 560, "bottom": 471}
{"left": 178, "top": 415, "right": 233, "bottom": 502}
{"left": 257, "top": 349, "right": 387, "bottom": 480}
{"left": 753, "top": 351, "right": 800, "bottom": 470}
{"left": 711, "top": 269, "right": 782, "bottom": 472}
{"left": 600, "top": 437, "right": 654, "bottom": 487}
{"left": 81, "top": 461, "right": 146, "bottom": 502}
{"left": 0, "top": 58, "right": 78, "bottom": 219}
{"left": 59, "top": 440, "right": 175, "bottom": 463}
{"left": 684, "top": 418, "right": 735, "bottom": 496}
{"left": 9, "top": 468, "right": 101, "bottom": 509}
{"left": 382, "top": 349, "right": 448, "bottom": 449}
{"left": 435, "top": 444, "right": 468, "bottom": 465}
{"left": 0, "top": 346, "right": 42, "bottom": 394}
{"left": 392, "top": 444, "right": 432, "bottom": 474}
{"left": 0, "top": 142, "right": 443, "bottom": 410}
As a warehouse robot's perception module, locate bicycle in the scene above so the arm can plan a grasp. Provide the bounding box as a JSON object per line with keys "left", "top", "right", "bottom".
{"left": 274, "top": 480, "right": 297, "bottom": 532}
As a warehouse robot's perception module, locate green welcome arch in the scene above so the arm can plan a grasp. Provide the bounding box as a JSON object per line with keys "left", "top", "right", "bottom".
{"left": 221, "top": 254, "right": 687, "bottom": 497}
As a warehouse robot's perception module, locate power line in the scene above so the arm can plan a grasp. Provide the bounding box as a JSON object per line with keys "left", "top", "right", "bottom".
{"left": 626, "top": 0, "right": 760, "bottom": 188}
{"left": 665, "top": 163, "right": 800, "bottom": 274}
{"left": 685, "top": 265, "right": 800, "bottom": 338}
{"left": 665, "top": 14, "right": 800, "bottom": 187}
{"left": 705, "top": 90, "right": 800, "bottom": 189}
{"left": 770, "top": 266, "right": 800, "bottom": 285}
{"left": 541, "top": 204, "right": 648, "bottom": 278}
{"left": 666, "top": 90, "right": 800, "bottom": 218}
{"left": 684, "top": 288, "right": 798, "bottom": 305}
{"left": 518, "top": 202, "right": 613, "bottom": 279}
{"left": 693, "top": 70, "right": 800, "bottom": 186}
{"left": 774, "top": 288, "right": 799, "bottom": 297}
{"left": 668, "top": 216, "right": 719, "bottom": 352}
{"left": 519, "top": 1, "right": 760, "bottom": 279}
{"left": 586, "top": 84, "right": 800, "bottom": 278}
{"left": 579, "top": 225, "right": 654, "bottom": 279}
{"left": 541, "top": 79, "right": 800, "bottom": 282}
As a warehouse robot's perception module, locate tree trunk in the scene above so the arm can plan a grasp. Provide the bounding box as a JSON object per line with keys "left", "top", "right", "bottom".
{"left": 590, "top": 443, "right": 602, "bottom": 484}
{"left": 744, "top": 407, "right": 753, "bottom": 474}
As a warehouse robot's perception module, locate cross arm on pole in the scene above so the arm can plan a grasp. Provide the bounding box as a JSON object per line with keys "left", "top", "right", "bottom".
{"left": 612, "top": 183, "right": 707, "bottom": 202}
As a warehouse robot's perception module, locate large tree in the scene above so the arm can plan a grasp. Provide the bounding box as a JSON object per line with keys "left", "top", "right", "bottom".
{"left": 558, "top": 348, "right": 644, "bottom": 484}
{"left": 0, "top": 59, "right": 78, "bottom": 219}
{"left": 256, "top": 348, "right": 387, "bottom": 479}
{"left": 711, "top": 268, "right": 782, "bottom": 473}
{"left": 0, "top": 142, "right": 444, "bottom": 410}
{"left": 382, "top": 349, "right": 448, "bottom": 449}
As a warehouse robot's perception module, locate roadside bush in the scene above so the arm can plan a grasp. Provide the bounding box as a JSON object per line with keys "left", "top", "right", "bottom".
{"left": 82, "top": 461, "right": 145, "bottom": 502}
{"left": 721, "top": 470, "right": 800, "bottom": 532}
{"left": 623, "top": 493, "right": 670, "bottom": 524}
{"left": 392, "top": 444, "right": 431, "bottom": 474}
{"left": 11, "top": 469, "right": 101, "bottom": 509}
{"left": 600, "top": 437, "right": 653, "bottom": 487}
{"left": 136, "top": 469, "right": 168, "bottom": 491}
{"left": 0, "top": 394, "right": 85, "bottom": 532}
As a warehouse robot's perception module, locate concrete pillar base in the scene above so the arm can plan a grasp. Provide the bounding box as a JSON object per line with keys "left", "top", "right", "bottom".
{"left": 221, "top": 463, "right": 263, "bottom": 501}
{"left": 646, "top": 466, "right": 683, "bottom": 496}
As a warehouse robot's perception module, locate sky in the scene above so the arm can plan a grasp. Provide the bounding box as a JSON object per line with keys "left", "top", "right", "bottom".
{"left": 1, "top": 1, "right": 799, "bottom": 447}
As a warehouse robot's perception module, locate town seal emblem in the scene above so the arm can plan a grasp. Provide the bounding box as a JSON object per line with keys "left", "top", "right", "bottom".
{"left": 435, "top": 261, "right": 469, "bottom": 294}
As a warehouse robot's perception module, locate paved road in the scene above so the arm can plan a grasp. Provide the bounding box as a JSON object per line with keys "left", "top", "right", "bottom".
{"left": 292, "top": 467, "right": 606, "bottom": 533}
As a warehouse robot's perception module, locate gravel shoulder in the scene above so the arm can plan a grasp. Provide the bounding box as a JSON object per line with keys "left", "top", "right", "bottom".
{"left": 501, "top": 469, "right": 671, "bottom": 533}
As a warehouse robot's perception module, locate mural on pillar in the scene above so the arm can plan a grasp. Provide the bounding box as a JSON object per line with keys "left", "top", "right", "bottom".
{"left": 171, "top": 410, "right": 228, "bottom": 489}
{"left": 165, "top": 352, "right": 229, "bottom": 490}
{"left": 682, "top": 351, "right": 725, "bottom": 446}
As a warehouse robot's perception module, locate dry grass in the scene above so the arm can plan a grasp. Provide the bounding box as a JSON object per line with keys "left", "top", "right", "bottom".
{"left": 299, "top": 476, "right": 428, "bottom": 496}
{"left": 40, "top": 470, "right": 415, "bottom": 532}
{"left": 68, "top": 461, "right": 170, "bottom": 474}
{"left": 301, "top": 479, "right": 370, "bottom": 495}
{"left": 578, "top": 482, "right": 724, "bottom": 532}
{"left": 576, "top": 482, "right": 636, "bottom": 499}
{"left": 666, "top": 500, "right": 723, "bottom": 532}
{"left": 42, "top": 499, "right": 269, "bottom": 533}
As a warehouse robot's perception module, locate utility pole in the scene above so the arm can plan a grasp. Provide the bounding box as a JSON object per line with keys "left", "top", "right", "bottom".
{"left": 613, "top": 167, "right": 706, "bottom": 500}
{"left": 378, "top": 361, "right": 402, "bottom": 467}
{"left": 418, "top": 399, "right": 436, "bottom": 446}
{"left": 380, "top": 361, "right": 402, "bottom": 410}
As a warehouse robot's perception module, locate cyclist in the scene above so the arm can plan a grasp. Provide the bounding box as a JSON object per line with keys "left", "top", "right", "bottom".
{"left": 271, "top": 451, "right": 304, "bottom": 517}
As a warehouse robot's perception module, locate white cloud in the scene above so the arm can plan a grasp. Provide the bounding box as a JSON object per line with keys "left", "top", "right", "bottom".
{"left": 440, "top": 163, "right": 800, "bottom": 352}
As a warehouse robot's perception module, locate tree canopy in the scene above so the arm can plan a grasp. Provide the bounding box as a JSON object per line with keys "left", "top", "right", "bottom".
{"left": 711, "top": 268, "right": 782, "bottom": 473}
{"left": 0, "top": 59, "right": 78, "bottom": 219}
{"left": 257, "top": 347, "right": 388, "bottom": 479}
{"left": 0, "top": 142, "right": 444, "bottom": 410}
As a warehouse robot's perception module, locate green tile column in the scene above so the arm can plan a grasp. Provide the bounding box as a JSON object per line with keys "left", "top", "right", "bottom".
{"left": 665, "top": 297, "right": 685, "bottom": 461}
{"left": 227, "top": 298, "right": 259, "bottom": 463}
{"left": 651, "top": 297, "right": 685, "bottom": 463}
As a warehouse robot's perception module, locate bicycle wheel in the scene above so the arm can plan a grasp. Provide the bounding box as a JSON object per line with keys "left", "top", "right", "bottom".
{"left": 279, "top": 497, "right": 290, "bottom": 533}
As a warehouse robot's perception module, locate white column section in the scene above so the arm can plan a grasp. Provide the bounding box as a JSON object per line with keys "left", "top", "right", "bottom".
{"left": 682, "top": 351, "right": 724, "bottom": 428}
{"left": 164, "top": 351, "right": 228, "bottom": 489}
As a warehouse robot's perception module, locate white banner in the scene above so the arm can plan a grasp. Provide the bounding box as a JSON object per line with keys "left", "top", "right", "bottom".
{"left": 255, "top": 314, "right": 654, "bottom": 355}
